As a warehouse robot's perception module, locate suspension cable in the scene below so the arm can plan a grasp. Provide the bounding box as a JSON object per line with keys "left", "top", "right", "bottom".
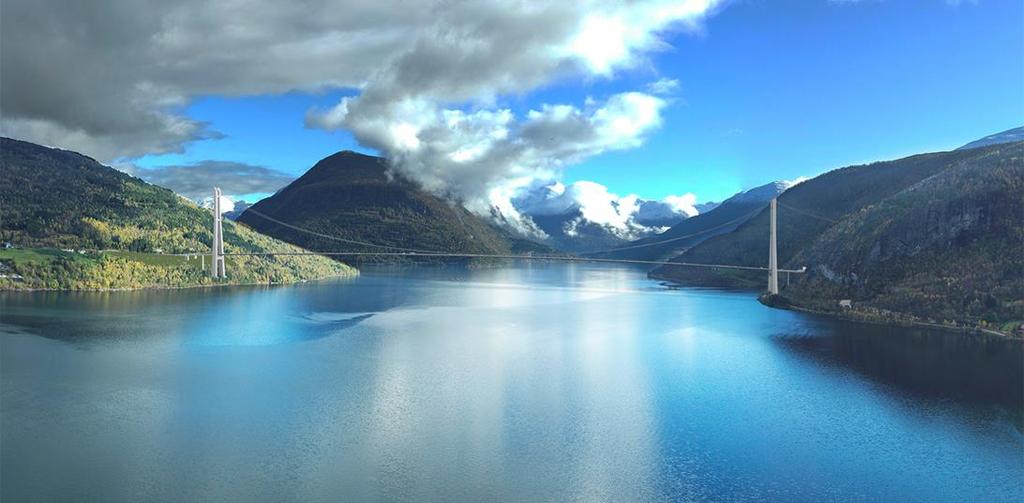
{"left": 242, "top": 208, "right": 446, "bottom": 254}
{"left": 222, "top": 250, "right": 807, "bottom": 273}
{"left": 245, "top": 205, "right": 767, "bottom": 257}
{"left": 234, "top": 201, "right": 812, "bottom": 274}
{"left": 777, "top": 202, "right": 838, "bottom": 224}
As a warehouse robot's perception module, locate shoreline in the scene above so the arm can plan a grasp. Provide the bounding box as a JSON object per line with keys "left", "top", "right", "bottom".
{"left": 649, "top": 273, "right": 1018, "bottom": 339}
{"left": 757, "top": 293, "right": 1019, "bottom": 339}
{"left": 0, "top": 269, "right": 359, "bottom": 294}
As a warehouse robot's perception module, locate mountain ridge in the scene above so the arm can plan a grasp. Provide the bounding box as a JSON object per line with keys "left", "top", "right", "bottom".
{"left": 651, "top": 140, "right": 1024, "bottom": 332}
{"left": 957, "top": 126, "right": 1024, "bottom": 150}
{"left": 238, "top": 150, "right": 548, "bottom": 261}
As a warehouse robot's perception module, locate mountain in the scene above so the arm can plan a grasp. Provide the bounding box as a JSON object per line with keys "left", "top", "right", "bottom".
{"left": 957, "top": 126, "right": 1024, "bottom": 150}
{"left": 593, "top": 181, "right": 789, "bottom": 261}
{"left": 635, "top": 199, "right": 697, "bottom": 228}
{"left": 525, "top": 209, "right": 640, "bottom": 253}
{"left": 0, "top": 138, "right": 354, "bottom": 290}
{"left": 504, "top": 181, "right": 697, "bottom": 253}
{"left": 652, "top": 141, "right": 1024, "bottom": 332}
{"left": 224, "top": 200, "right": 253, "bottom": 221}
{"left": 237, "top": 150, "right": 547, "bottom": 261}
{"left": 521, "top": 203, "right": 689, "bottom": 253}
{"left": 695, "top": 201, "right": 721, "bottom": 214}
{"left": 786, "top": 141, "right": 1023, "bottom": 331}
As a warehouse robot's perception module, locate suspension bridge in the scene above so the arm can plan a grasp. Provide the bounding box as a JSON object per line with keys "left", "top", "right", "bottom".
{"left": 203, "top": 187, "right": 810, "bottom": 294}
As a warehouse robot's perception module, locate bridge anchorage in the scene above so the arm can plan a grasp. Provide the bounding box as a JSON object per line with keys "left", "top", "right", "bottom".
{"left": 207, "top": 187, "right": 804, "bottom": 292}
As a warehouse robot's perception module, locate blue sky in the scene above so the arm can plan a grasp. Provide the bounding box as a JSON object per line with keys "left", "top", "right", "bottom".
{"left": 133, "top": 0, "right": 1023, "bottom": 204}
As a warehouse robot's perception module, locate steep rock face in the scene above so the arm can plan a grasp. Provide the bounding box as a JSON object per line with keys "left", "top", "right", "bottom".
{"left": 237, "top": 151, "right": 546, "bottom": 261}
{"left": 788, "top": 142, "right": 1023, "bottom": 325}
{"left": 649, "top": 145, "right": 1012, "bottom": 289}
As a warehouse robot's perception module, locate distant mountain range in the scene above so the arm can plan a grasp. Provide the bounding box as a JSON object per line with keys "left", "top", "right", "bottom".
{"left": 0, "top": 138, "right": 352, "bottom": 289}
{"left": 237, "top": 152, "right": 716, "bottom": 257}
{"left": 497, "top": 181, "right": 708, "bottom": 253}
{"left": 237, "top": 151, "right": 548, "bottom": 262}
{"left": 592, "top": 181, "right": 790, "bottom": 261}
{"left": 515, "top": 202, "right": 688, "bottom": 253}
{"left": 5, "top": 125, "right": 1019, "bottom": 330}
{"left": 651, "top": 139, "right": 1023, "bottom": 332}
{"left": 225, "top": 200, "right": 253, "bottom": 221}
{"left": 957, "top": 126, "right": 1024, "bottom": 150}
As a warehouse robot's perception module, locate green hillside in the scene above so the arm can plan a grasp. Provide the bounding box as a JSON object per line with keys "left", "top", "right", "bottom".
{"left": 237, "top": 150, "right": 548, "bottom": 263}
{"left": 651, "top": 141, "right": 1024, "bottom": 332}
{"left": 0, "top": 137, "right": 355, "bottom": 290}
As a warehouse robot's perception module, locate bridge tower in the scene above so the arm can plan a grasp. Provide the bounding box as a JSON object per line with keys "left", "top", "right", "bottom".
{"left": 211, "top": 187, "right": 226, "bottom": 279}
{"left": 768, "top": 198, "right": 779, "bottom": 295}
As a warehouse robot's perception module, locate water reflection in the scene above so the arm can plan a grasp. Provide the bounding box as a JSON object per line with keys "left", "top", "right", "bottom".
{"left": 773, "top": 320, "right": 1024, "bottom": 424}
{"left": 1, "top": 264, "right": 1022, "bottom": 501}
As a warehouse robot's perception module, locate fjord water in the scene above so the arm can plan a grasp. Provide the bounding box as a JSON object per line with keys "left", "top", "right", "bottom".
{"left": 1, "top": 265, "right": 1021, "bottom": 502}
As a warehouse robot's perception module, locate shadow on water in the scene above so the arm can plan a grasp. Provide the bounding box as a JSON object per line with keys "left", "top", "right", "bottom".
{"left": 773, "top": 320, "right": 1024, "bottom": 426}
{"left": 0, "top": 275, "right": 391, "bottom": 347}
{"left": 296, "top": 313, "right": 375, "bottom": 342}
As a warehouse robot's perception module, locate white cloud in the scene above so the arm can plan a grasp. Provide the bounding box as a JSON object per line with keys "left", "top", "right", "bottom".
{"left": 2, "top": 0, "right": 724, "bottom": 220}
{"left": 661, "top": 193, "right": 700, "bottom": 217}
{"left": 119, "top": 160, "right": 295, "bottom": 199}
{"left": 782, "top": 176, "right": 809, "bottom": 188}
{"left": 199, "top": 195, "right": 236, "bottom": 215}
{"left": 509, "top": 180, "right": 705, "bottom": 240}
{"left": 646, "top": 78, "right": 682, "bottom": 95}
{"left": 309, "top": 91, "right": 667, "bottom": 210}
{"left": 2, "top": 0, "right": 721, "bottom": 166}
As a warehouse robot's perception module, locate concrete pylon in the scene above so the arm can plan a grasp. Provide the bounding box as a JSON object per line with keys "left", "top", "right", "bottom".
{"left": 768, "top": 198, "right": 779, "bottom": 295}
{"left": 211, "top": 187, "right": 226, "bottom": 279}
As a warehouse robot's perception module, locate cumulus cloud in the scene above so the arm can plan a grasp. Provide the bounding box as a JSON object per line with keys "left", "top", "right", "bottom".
{"left": 1, "top": 0, "right": 422, "bottom": 160}
{"left": 302, "top": 0, "right": 722, "bottom": 208}
{"left": 123, "top": 161, "right": 294, "bottom": 199}
{"left": 2, "top": 0, "right": 722, "bottom": 213}
{"left": 309, "top": 91, "right": 666, "bottom": 207}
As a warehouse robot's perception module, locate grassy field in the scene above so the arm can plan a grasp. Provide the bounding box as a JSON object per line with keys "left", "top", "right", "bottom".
{"left": 0, "top": 248, "right": 97, "bottom": 265}
{"left": 0, "top": 249, "right": 196, "bottom": 268}
{"left": 102, "top": 250, "right": 192, "bottom": 267}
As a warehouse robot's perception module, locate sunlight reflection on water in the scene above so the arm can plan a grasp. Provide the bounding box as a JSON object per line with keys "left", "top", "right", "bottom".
{"left": 1, "top": 264, "right": 1021, "bottom": 502}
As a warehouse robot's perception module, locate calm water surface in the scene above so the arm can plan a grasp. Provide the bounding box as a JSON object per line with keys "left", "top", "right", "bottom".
{"left": 2, "top": 264, "right": 1021, "bottom": 501}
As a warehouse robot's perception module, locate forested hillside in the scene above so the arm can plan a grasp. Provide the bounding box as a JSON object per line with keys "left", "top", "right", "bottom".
{"left": 787, "top": 142, "right": 1023, "bottom": 332}
{"left": 238, "top": 150, "right": 548, "bottom": 262}
{"left": 651, "top": 141, "right": 1024, "bottom": 332}
{"left": 0, "top": 138, "right": 354, "bottom": 289}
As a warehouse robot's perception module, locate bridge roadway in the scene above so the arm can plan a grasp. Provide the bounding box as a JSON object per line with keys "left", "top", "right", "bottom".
{"left": 206, "top": 251, "right": 807, "bottom": 273}
{"left": 197, "top": 192, "right": 814, "bottom": 279}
